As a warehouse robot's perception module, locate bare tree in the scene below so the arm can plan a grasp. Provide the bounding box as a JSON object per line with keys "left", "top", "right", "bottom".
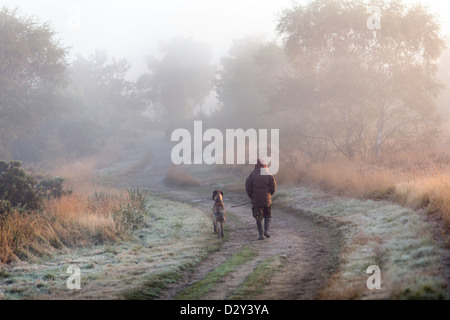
{"left": 276, "top": 0, "right": 446, "bottom": 160}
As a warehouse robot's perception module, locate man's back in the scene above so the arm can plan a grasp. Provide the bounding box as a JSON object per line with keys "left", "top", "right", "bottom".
{"left": 245, "top": 160, "right": 277, "bottom": 240}
{"left": 246, "top": 166, "right": 277, "bottom": 208}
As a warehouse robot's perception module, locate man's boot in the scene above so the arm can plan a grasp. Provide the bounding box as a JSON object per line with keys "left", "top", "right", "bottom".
{"left": 257, "top": 221, "right": 264, "bottom": 240}
{"left": 264, "top": 218, "right": 271, "bottom": 238}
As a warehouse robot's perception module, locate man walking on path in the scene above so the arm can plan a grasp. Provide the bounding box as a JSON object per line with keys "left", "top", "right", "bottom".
{"left": 245, "top": 159, "right": 277, "bottom": 240}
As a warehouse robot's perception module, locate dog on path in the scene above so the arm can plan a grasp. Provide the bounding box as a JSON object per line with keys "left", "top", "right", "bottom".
{"left": 212, "top": 190, "right": 226, "bottom": 238}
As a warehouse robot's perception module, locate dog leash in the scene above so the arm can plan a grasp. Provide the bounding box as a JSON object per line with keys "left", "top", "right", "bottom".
{"left": 231, "top": 201, "right": 251, "bottom": 208}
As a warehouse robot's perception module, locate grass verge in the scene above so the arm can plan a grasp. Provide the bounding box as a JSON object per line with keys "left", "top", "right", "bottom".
{"left": 0, "top": 185, "right": 147, "bottom": 264}
{"left": 118, "top": 194, "right": 223, "bottom": 300}
{"left": 0, "top": 192, "right": 222, "bottom": 299}
{"left": 275, "top": 186, "right": 448, "bottom": 299}
{"left": 280, "top": 155, "right": 450, "bottom": 229}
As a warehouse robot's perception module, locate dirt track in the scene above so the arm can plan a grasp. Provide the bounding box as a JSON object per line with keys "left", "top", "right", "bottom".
{"left": 158, "top": 190, "right": 340, "bottom": 300}
{"left": 2, "top": 135, "right": 447, "bottom": 300}
{"left": 107, "top": 136, "right": 341, "bottom": 299}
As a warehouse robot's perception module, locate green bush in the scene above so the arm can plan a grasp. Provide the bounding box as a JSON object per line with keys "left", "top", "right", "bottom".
{"left": 0, "top": 161, "right": 41, "bottom": 210}
{"left": 35, "top": 176, "right": 72, "bottom": 200}
{"left": 0, "top": 199, "right": 14, "bottom": 216}
{"left": 0, "top": 161, "right": 72, "bottom": 216}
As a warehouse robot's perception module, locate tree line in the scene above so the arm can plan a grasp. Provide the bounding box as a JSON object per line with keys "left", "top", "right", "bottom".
{"left": 0, "top": 0, "right": 447, "bottom": 167}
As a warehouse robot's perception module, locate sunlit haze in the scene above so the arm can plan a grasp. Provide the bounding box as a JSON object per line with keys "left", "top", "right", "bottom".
{"left": 4, "top": 0, "right": 449, "bottom": 78}
{"left": 1, "top": 0, "right": 450, "bottom": 302}
{"left": 2, "top": 0, "right": 294, "bottom": 77}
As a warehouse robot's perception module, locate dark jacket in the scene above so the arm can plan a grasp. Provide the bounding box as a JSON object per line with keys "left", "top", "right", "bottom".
{"left": 245, "top": 165, "right": 276, "bottom": 208}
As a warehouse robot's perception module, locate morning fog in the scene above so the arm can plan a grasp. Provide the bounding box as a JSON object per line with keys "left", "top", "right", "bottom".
{"left": 171, "top": 121, "right": 279, "bottom": 175}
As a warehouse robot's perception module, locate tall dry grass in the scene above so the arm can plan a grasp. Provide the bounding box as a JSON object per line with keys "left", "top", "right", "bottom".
{"left": 0, "top": 183, "right": 146, "bottom": 264}
{"left": 283, "top": 152, "right": 450, "bottom": 228}
{"left": 395, "top": 174, "right": 450, "bottom": 223}
{"left": 0, "top": 145, "right": 151, "bottom": 264}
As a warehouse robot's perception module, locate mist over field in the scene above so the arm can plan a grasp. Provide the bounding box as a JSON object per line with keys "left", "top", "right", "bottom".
{"left": 0, "top": 0, "right": 449, "bottom": 303}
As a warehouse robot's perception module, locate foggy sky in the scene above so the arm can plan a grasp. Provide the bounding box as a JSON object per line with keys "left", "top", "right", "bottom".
{"left": 2, "top": 0, "right": 294, "bottom": 78}
{"left": 3, "top": 0, "right": 450, "bottom": 79}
